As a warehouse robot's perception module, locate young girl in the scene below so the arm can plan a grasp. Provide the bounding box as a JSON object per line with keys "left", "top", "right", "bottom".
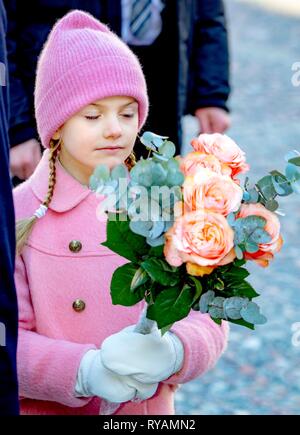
{"left": 13, "top": 10, "right": 229, "bottom": 415}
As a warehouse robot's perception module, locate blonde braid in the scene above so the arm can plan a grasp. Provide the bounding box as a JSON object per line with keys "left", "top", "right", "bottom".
{"left": 16, "top": 139, "right": 61, "bottom": 255}
{"left": 125, "top": 151, "right": 137, "bottom": 170}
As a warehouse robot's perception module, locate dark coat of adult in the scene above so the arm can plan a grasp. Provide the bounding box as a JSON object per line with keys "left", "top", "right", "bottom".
{"left": 5, "top": 0, "right": 230, "bottom": 152}
{"left": 0, "top": 0, "right": 19, "bottom": 416}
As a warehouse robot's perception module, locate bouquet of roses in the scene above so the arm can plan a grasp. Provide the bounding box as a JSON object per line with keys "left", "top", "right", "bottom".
{"left": 90, "top": 132, "right": 300, "bottom": 332}
{"left": 89, "top": 132, "right": 300, "bottom": 414}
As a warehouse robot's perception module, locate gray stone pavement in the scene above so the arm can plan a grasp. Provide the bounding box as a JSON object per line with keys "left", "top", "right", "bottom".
{"left": 176, "top": 0, "right": 300, "bottom": 415}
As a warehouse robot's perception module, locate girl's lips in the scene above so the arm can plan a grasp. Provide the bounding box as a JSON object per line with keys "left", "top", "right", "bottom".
{"left": 95, "top": 147, "right": 124, "bottom": 151}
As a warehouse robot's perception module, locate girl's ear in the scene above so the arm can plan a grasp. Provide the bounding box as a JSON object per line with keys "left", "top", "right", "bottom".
{"left": 52, "top": 129, "right": 61, "bottom": 140}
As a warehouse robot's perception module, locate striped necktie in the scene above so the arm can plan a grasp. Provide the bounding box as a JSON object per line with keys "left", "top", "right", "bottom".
{"left": 130, "top": 0, "right": 152, "bottom": 39}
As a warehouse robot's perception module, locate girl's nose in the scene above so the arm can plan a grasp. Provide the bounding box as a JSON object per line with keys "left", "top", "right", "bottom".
{"left": 103, "top": 115, "right": 122, "bottom": 138}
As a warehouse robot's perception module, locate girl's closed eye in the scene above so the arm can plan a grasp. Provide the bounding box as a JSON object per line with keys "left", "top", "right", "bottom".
{"left": 85, "top": 115, "right": 100, "bottom": 120}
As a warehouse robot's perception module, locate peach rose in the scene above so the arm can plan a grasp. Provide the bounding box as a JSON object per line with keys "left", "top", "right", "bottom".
{"left": 164, "top": 209, "right": 236, "bottom": 271}
{"left": 182, "top": 169, "right": 243, "bottom": 216}
{"left": 236, "top": 203, "right": 283, "bottom": 267}
{"left": 191, "top": 133, "right": 250, "bottom": 179}
{"left": 180, "top": 152, "right": 231, "bottom": 177}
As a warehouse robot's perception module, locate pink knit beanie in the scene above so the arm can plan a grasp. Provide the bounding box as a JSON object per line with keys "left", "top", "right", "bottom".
{"left": 34, "top": 10, "right": 149, "bottom": 149}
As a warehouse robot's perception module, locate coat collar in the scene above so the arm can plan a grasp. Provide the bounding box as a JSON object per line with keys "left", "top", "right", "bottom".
{"left": 30, "top": 149, "right": 92, "bottom": 212}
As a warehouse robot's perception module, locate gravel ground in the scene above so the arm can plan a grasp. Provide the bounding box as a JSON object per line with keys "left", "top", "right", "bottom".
{"left": 177, "top": 0, "right": 300, "bottom": 415}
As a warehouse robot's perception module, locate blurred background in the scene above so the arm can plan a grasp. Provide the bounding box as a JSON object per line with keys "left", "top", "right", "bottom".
{"left": 178, "top": 0, "right": 300, "bottom": 415}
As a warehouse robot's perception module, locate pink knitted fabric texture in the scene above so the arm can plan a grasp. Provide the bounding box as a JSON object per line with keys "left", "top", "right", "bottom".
{"left": 34, "top": 10, "right": 149, "bottom": 148}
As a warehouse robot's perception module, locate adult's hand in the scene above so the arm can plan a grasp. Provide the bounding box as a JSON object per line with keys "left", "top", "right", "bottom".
{"left": 195, "top": 107, "right": 231, "bottom": 134}
{"left": 10, "top": 138, "right": 42, "bottom": 180}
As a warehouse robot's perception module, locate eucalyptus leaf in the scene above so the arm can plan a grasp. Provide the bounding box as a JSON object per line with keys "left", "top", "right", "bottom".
{"left": 152, "top": 152, "right": 169, "bottom": 162}
{"left": 129, "top": 220, "right": 153, "bottom": 237}
{"left": 285, "top": 163, "right": 300, "bottom": 183}
{"left": 249, "top": 228, "right": 272, "bottom": 244}
{"left": 245, "top": 241, "right": 259, "bottom": 253}
{"left": 248, "top": 188, "right": 259, "bottom": 203}
{"left": 240, "top": 301, "right": 267, "bottom": 325}
{"left": 265, "top": 199, "right": 279, "bottom": 211}
{"left": 159, "top": 141, "right": 176, "bottom": 158}
{"left": 223, "top": 297, "right": 248, "bottom": 320}
{"left": 148, "top": 220, "right": 165, "bottom": 240}
{"left": 111, "top": 164, "right": 127, "bottom": 180}
{"left": 234, "top": 245, "right": 244, "bottom": 260}
{"left": 243, "top": 191, "right": 251, "bottom": 202}
{"left": 271, "top": 174, "right": 293, "bottom": 196}
{"left": 256, "top": 175, "right": 277, "bottom": 200}
{"left": 284, "top": 150, "right": 300, "bottom": 163}
{"left": 93, "top": 164, "right": 110, "bottom": 180}
{"left": 146, "top": 234, "right": 165, "bottom": 247}
{"left": 227, "top": 212, "right": 236, "bottom": 227}
{"left": 288, "top": 156, "right": 300, "bottom": 167}
{"left": 208, "top": 297, "right": 225, "bottom": 319}
{"left": 199, "top": 290, "right": 215, "bottom": 313}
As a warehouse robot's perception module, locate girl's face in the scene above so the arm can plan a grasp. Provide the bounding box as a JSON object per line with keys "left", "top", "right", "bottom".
{"left": 56, "top": 96, "right": 139, "bottom": 185}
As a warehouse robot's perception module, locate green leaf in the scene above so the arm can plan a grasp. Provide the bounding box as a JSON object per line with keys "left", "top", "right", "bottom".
{"left": 233, "top": 258, "right": 246, "bottom": 267}
{"left": 211, "top": 317, "right": 222, "bottom": 326}
{"left": 130, "top": 267, "right": 149, "bottom": 292}
{"left": 141, "top": 258, "right": 180, "bottom": 286}
{"left": 102, "top": 213, "right": 149, "bottom": 262}
{"left": 227, "top": 281, "right": 260, "bottom": 299}
{"left": 224, "top": 266, "right": 250, "bottom": 281}
{"left": 285, "top": 150, "right": 300, "bottom": 163}
{"left": 147, "top": 286, "right": 194, "bottom": 328}
{"left": 111, "top": 263, "right": 145, "bottom": 306}
{"left": 160, "top": 323, "right": 174, "bottom": 336}
{"left": 288, "top": 156, "right": 300, "bottom": 166}
{"left": 188, "top": 276, "right": 203, "bottom": 304}
{"left": 228, "top": 318, "right": 255, "bottom": 330}
{"left": 148, "top": 245, "right": 164, "bottom": 258}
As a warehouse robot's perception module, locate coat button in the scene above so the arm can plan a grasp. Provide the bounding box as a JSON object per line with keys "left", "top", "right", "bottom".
{"left": 69, "top": 240, "right": 82, "bottom": 253}
{"left": 72, "top": 299, "right": 86, "bottom": 312}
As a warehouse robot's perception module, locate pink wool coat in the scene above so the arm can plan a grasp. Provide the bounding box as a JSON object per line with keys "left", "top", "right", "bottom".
{"left": 13, "top": 149, "right": 229, "bottom": 415}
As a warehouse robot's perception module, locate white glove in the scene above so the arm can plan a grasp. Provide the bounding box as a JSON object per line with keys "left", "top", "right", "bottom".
{"left": 75, "top": 349, "right": 158, "bottom": 403}
{"left": 101, "top": 325, "right": 184, "bottom": 384}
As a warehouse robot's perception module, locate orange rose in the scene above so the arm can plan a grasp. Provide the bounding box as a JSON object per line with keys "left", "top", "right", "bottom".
{"left": 236, "top": 203, "right": 283, "bottom": 267}
{"left": 182, "top": 169, "right": 243, "bottom": 216}
{"left": 164, "top": 209, "right": 236, "bottom": 270}
{"left": 191, "top": 133, "right": 250, "bottom": 180}
{"left": 180, "top": 152, "right": 231, "bottom": 177}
